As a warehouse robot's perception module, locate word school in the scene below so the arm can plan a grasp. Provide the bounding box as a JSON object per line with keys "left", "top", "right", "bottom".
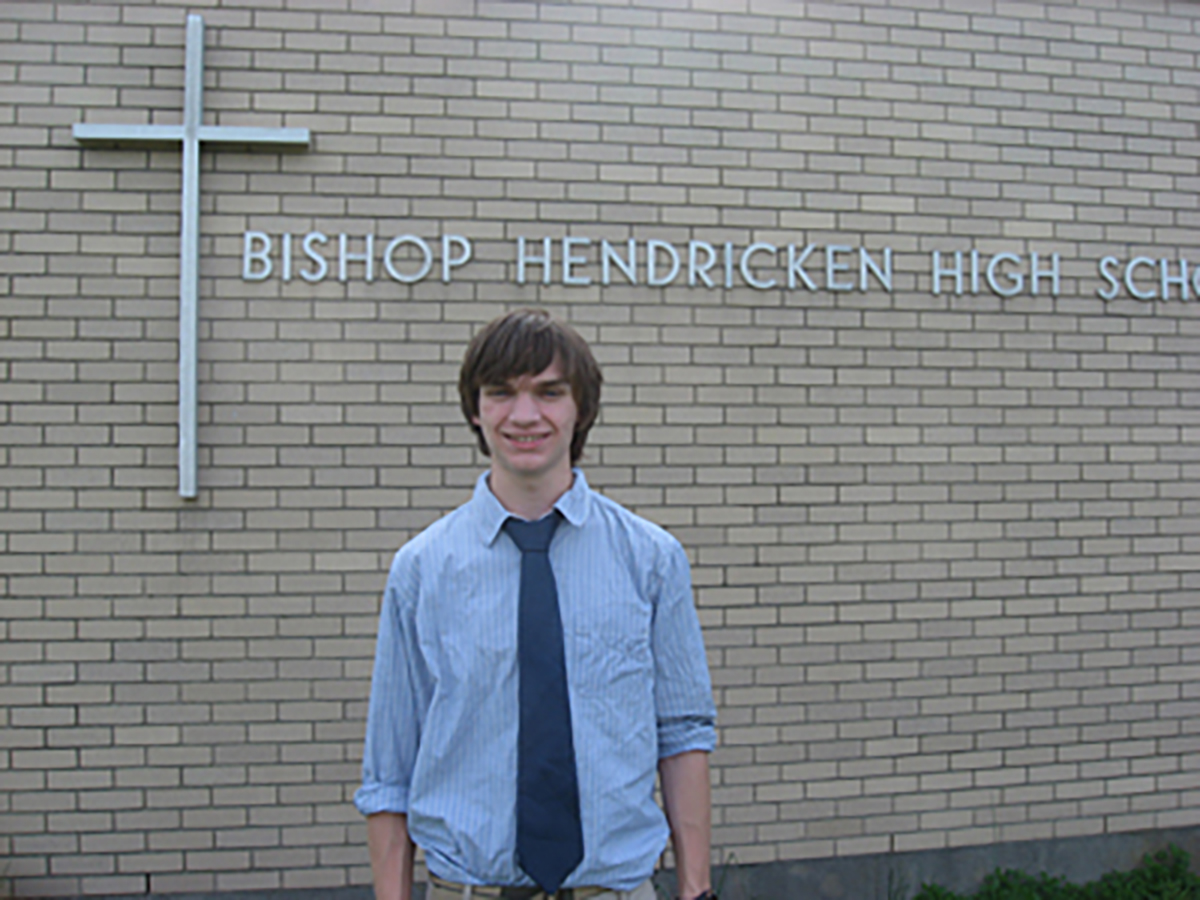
{"left": 241, "top": 233, "right": 1199, "bottom": 302}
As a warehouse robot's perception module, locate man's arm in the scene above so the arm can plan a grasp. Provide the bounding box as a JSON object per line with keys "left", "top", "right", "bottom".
{"left": 659, "top": 749, "right": 712, "bottom": 900}
{"left": 367, "top": 812, "right": 416, "bottom": 900}
{"left": 358, "top": 551, "right": 426, "bottom": 900}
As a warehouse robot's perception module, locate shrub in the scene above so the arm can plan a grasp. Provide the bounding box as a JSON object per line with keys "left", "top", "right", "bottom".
{"left": 913, "top": 845, "right": 1200, "bottom": 900}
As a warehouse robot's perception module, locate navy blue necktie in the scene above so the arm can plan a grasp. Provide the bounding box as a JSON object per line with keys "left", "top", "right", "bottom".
{"left": 503, "top": 512, "right": 584, "bottom": 895}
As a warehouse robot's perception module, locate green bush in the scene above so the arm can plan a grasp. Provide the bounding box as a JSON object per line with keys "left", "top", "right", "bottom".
{"left": 913, "top": 845, "right": 1200, "bottom": 900}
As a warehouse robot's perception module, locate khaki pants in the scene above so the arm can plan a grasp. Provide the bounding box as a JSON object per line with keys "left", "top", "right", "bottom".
{"left": 426, "top": 876, "right": 656, "bottom": 900}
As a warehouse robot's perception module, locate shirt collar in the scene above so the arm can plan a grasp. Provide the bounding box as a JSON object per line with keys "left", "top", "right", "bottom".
{"left": 472, "top": 468, "right": 591, "bottom": 546}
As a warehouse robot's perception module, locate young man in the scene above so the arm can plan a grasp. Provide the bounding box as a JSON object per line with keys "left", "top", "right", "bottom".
{"left": 356, "top": 309, "right": 717, "bottom": 900}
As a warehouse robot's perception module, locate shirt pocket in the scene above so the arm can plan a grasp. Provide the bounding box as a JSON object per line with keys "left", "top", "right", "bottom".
{"left": 569, "top": 620, "right": 653, "bottom": 698}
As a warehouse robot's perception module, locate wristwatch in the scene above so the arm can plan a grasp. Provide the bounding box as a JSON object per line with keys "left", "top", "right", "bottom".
{"left": 684, "top": 892, "right": 717, "bottom": 900}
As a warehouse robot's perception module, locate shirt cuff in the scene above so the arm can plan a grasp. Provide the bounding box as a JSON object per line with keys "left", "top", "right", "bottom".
{"left": 354, "top": 782, "right": 410, "bottom": 817}
{"left": 657, "top": 715, "right": 717, "bottom": 759}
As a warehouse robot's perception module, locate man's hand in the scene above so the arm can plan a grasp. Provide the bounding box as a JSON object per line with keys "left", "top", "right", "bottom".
{"left": 658, "top": 750, "right": 712, "bottom": 900}
{"left": 367, "top": 812, "right": 416, "bottom": 900}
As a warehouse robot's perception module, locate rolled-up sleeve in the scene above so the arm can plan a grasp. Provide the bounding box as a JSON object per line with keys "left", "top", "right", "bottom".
{"left": 651, "top": 540, "right": 717, "bottom": 759}
{"left": 354, "top": 548, "right": 426, "bottom": 816}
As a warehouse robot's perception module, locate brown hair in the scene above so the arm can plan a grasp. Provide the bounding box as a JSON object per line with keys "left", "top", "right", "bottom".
{"left": 459, "top": 308, "right": 603, "bottom": 464}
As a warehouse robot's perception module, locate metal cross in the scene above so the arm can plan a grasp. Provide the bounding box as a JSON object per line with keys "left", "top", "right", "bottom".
{"left": 73, "top": 14, "right": 310, "bottom": 498}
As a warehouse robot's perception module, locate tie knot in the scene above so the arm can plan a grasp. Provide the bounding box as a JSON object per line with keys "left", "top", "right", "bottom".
{"left": 503, "top": 512, "right": 560, "bottom": 553}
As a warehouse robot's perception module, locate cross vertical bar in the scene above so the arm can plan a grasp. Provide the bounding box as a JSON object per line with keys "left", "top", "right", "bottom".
{"left": 178, "top": 14, "right": 203, "bottom": 498}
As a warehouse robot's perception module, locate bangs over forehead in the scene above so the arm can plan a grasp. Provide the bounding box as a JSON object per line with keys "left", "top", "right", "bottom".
{"left": 473, "top": 313, "right": 562, "bottom": 386}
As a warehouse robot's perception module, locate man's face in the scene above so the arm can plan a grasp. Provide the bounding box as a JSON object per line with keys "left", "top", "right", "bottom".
{"left": 472, "top": 359, "right": 579, "bottom": 488}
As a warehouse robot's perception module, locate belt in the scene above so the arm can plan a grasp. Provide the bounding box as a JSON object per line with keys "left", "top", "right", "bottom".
{"left": 429, "top": 874, "right": 614, "bottom": 900}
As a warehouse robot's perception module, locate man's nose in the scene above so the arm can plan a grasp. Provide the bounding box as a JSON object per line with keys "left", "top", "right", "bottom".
{"left": 510, "top": 389, "right": 539, "bottom": 420}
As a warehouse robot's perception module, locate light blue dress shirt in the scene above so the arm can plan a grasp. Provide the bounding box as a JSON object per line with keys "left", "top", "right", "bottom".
{"left": 355, "top": 470, "right": 717, "bottom": 891}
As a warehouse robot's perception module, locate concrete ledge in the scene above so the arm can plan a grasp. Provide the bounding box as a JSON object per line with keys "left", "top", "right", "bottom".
{"left": 659, "top": 826, "right": 1200, "bottom": 899}
{"left": 67, "top": 826, "right": 1200, "bottom": 900}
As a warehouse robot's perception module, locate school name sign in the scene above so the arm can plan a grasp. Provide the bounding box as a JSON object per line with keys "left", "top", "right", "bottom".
{"left": 242, "top": 232, "right": 1199, "bottom": 303}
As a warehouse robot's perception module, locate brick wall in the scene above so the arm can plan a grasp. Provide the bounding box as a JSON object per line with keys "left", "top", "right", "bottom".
{"left": 2, "top": 0, "right": 1199, "bottom": 895}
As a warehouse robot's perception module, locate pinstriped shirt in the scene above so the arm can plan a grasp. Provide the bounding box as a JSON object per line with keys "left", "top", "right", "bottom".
{"left": 355, "top": 470, "right": 716, "bottom": 891}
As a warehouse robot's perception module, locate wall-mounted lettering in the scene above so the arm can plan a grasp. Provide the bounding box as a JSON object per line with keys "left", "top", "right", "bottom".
{"left": 1097, "top": 256, "right": 1197, "bottom": 302}
{"left": 243, "top": 232, "right": 472, "bottom": 284}
{"left": 238, "top": 231, "right": 1197, "bottom": 304}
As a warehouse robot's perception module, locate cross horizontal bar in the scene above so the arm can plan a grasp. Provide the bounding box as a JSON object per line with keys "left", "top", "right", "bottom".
{"left": 198, "top": 126, "right": 310, "bottom": 148}
{"left": 73, "top": 123, "right": 185, "bottom": 145}
{"left": 72, "top": 123, "right": 310, "bottom": 150}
